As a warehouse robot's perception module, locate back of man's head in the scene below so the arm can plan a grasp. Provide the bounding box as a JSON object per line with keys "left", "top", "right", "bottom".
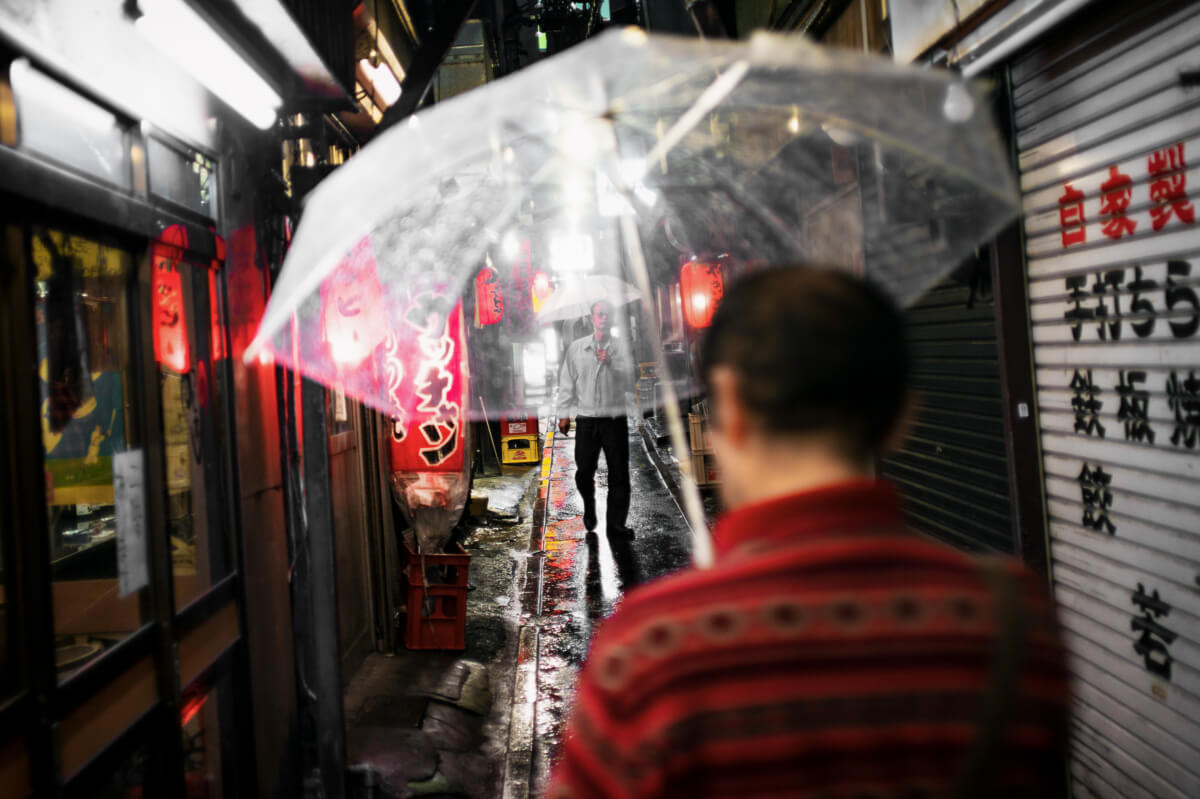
{"left": 702, "top": 267, "right": 909, "bottom": 463}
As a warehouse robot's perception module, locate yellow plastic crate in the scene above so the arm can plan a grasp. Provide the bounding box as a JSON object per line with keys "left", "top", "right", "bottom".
{"left": 501, "top": 434, "right": 540, "bottom": 464}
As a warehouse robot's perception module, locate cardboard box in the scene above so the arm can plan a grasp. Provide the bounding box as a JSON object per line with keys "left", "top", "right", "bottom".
{"left": 501, "top": 415, "right": 538, "bottom": 437}
{"left": 688, "top": 413, "right": 713, "bottom": 453}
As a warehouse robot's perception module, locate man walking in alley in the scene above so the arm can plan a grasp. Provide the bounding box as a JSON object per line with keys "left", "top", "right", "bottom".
{"left": 558, "top": 299, "right": 636, "bottom": 541}
{"left": 549, "top": 268, "right": 1069, "bottom": 798}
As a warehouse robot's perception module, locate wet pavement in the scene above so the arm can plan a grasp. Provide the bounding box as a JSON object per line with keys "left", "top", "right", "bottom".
{"left": 343, "top": 464, "right": 540, "bottom": 799}
{"left": 511, "top": 417, "right": 695, "bottom": 798}
{"left": 342, "top": 414, "right": 695, "bottom": 798}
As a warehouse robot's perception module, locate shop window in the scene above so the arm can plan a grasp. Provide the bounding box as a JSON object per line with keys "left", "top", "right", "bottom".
{"left": 150, "top": 233, "right": 234, "bottom": 611}
{"left": 146, "top": 136, "right": 217, "bottom": 219}
{"left": 9, "top": 61, "right": 132, "bottom": 191}
{"left": 31, "top": 225, "right": 149, "bottom": 682}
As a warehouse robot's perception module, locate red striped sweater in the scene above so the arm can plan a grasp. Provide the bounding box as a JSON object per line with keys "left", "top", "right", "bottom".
{"left": 548, "top": 480, "right": 1069, "bottom": 799}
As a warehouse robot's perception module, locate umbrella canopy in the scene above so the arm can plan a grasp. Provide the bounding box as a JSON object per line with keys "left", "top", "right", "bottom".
{"left": 535, "top": 274, "right": 642, "bottom": 323}
{"left": 245, "top": 27, "right": 1020, "bottom": 565}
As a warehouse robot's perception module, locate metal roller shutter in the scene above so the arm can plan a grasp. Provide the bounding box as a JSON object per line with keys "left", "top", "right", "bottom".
{"left": 881, "top": 262, "right": 1016, "bottom": 554}
{"left": 1011, "top": 1, "right": 1200, "bottom": 796}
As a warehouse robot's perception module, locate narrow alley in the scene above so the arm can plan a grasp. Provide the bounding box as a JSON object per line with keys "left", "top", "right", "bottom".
{"left": 340, "top": 415, "right": 695, "bottom": 798}
{"left": 3, "top": 2, "right": 1198, "bottom": 798}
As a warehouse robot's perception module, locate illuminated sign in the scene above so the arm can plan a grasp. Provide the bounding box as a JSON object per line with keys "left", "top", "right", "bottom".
{"left": 152, "top": 224, "right": 190, "bottom": 374}
{"left": 387, "top": 295, "right": 469, "bottom": 473}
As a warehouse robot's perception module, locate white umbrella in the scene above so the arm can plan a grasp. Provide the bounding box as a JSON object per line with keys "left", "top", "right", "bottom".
{"left": 535, "top": 274, "right": 642, "bottom": 323}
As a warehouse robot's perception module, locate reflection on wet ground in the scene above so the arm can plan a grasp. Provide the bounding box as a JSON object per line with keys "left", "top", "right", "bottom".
{"left": 341, "top": 417, "right": 695, "bottom": 798}
{"left": 516, "top": 420, "right": 694, "bottom": 797}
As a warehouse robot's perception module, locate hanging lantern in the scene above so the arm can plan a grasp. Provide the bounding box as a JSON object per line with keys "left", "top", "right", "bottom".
{"left": 320, "top": 236, "right": 388, "bottom": 367}
{"left": 531, "top": 270, "right": 553, "bottom": 314}
{"left": 388, "top": 298, "right": 469, "bottom": 473}
{"left": 474, "top": 265, "right": 504, "bottom": 326}
{"left": 152, "top": 224, "right": 191, "bottom": 374}
{"left": 680, "top": 258, "right": 724, "bottom": 328}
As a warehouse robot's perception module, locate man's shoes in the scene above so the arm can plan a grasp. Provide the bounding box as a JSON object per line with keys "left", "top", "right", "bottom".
{"left": 583, "top": 510, "right": 597, "bottom": 532}
{"left": 607, "top": 526, "right": 636, "bottom": 541}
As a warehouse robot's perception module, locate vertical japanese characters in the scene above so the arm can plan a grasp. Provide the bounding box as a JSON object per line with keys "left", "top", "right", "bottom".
{"left": 1056, "top": 141, "right": 1197, "bottom": 683}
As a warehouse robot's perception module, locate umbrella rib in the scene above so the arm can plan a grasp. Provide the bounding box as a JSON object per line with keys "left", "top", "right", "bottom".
{"left": 640, "top": 60, "right": 750, "bottom": 181}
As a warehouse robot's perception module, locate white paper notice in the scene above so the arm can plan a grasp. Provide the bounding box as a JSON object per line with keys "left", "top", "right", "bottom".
{"left": 335, "top": 389, "right": 348, "bottom": 422}
{"left": 114, "top": 450, "right": 149, "bottom": 598}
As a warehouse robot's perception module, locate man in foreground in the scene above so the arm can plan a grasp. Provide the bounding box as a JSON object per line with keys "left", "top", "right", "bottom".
{"left": 558, "top": 299, "right": 636, "bottom": 541}
{"left": 548, "top": 268, "right": 1069, "bottom": 798}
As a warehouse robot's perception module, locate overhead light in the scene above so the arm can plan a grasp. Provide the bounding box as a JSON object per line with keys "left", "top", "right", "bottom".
{"left": 502, "top": 229, "right": 520, "bottom": 260}
{"left": 135, "top": 0, "right": 282, "bottom": 130}
{"left": 357, "top": 58, "right": 402, "bottom": 108}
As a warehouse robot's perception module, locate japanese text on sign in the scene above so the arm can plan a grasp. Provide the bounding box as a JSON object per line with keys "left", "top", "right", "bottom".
{"left": 1078, "top": 463, "right": 1116, "bottom": 535}
{"left": 1061, "top": 260, "right": 1199, "bottom": 343}
{"left": 1131, "top": 582, "right": 1176, "bottom": 680}
{"left": 1058, "top": 142, "right": 1196, "bottom": 248}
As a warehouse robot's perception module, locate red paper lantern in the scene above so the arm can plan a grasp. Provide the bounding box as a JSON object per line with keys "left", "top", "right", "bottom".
{"left": 474, "top": 265, "right": 504, "bottom": 326}
{"left": 320, "top": 236, "right": 388, "bottom": 367}
{"left": 387, "top": 300, "right": 469, "bottom": 473}
{"left": 152, "top": 224, "right": 191, "bottom": 374}
{"left": 680, "top": 258, "right": 724, "bottom": 328}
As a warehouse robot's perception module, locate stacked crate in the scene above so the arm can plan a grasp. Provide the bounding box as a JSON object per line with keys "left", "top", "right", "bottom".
{"left": 500, "top": 415, "right": 539, "bottom": 464}
{"left": 402, "top": 541, "right": 470, "bottom": 650}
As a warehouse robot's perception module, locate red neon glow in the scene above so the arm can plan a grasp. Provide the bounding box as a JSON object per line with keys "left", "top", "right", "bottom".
{"left": 320, "top": 236, "right": 388, "bottom": 367}
{"left": 208, "top": 269, "right": 225, "bottom": 361}
{"left": 180, "top": 692, "right": 208, "bottom": 727}
{"left": 152, "top": 224, "right": 191, "bottom": 373}
{"left": 680, "top": 258, "right": 724, "bottom": 328}
{"left": 474, "top": 265, "right": 504, "bottom": 326}
{"left": 225, "top": 226, "right": 267, "bottom": 364}
{"left": 388, "top": 298, "right": 468, "bottom": 473}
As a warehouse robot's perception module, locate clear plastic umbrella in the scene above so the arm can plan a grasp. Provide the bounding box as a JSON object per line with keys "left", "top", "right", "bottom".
{"left": 245, "top": 27, "right": 1020, "bottom": 566}
{"left": 534, "top": 274, "right": 642, "bottom": 324}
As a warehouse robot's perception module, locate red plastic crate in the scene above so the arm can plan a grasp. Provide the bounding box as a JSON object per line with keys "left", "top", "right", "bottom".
{"left": 500, "top": 415, "right": 538, "bottom": 437}
{"left": 402, "top": 542, "right": 470, "bottom": 650}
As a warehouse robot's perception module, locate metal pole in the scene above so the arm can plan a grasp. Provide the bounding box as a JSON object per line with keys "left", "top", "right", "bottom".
{"left": 479, "top": 395, "right": 504, "bottom": 470}
{"left": 300, "top": 376, "right": 346, "bottom": 798}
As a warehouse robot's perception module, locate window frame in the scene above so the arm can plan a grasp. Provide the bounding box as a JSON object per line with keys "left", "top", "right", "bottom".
{"left": 0, "top": 55, "right": 250, "bottom": 797}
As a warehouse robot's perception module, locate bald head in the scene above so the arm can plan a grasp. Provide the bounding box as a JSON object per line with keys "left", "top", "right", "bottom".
{"left": 591, "top": 299, "right": 612, "bottom": 339}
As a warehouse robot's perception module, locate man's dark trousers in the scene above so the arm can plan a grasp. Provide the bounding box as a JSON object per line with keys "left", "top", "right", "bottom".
{"left": 574, "top": 416, "right": 630, "bottom": 534}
